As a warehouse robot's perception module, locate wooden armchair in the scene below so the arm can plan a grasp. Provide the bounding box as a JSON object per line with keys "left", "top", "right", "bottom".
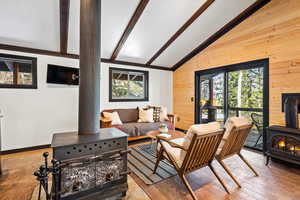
{"left": 153, "top": 128, "right": 228, "bottom": 200}
{"left": 215, "top": 118, "right": 258, "bottom": 189}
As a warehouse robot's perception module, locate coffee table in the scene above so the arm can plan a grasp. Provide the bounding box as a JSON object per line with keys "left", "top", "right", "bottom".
{"left": 147, "top": 130, "right": 185, "bottom": 150}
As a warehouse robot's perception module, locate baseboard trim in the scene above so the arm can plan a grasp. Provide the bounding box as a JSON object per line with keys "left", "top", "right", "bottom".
{"left": 1, "top": 144, "right": 51, "bottom": 155}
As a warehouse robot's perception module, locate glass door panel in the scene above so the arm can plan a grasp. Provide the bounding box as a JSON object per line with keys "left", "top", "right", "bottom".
{"left": 199, "top": 72, "right": 225, "bottom": 123}
{"left": 228, "top": 67, "right": 264, "bottom": 150}
{"left": 196, "top": 59, "right": 268, "bottom": 151}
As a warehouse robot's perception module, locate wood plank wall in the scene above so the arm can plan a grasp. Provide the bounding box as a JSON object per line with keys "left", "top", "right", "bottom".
{"left": 174, "top": 0, "right": 300, "bottom": 130}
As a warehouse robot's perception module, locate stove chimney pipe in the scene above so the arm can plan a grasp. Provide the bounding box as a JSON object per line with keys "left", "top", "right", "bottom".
{"left": 284, "top": 96, "right": 299, "bottom": 129}
{"left": 78, "top": 0, "right": 101, "bottom": 135}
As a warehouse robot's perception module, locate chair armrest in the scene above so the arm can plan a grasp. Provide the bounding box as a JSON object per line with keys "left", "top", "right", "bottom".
{"left": 100, "top": 117, "right": 112, "bottom": 128}
{"left": 157, "top": 136, "right": 188, "bottom": 151}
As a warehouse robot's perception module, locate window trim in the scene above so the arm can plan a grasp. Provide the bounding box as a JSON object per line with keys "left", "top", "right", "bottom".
{"left": 0, "top": 53, "right": 37, "bottom": 89}
{"left": 109, "top": 67, "right": 149, "bottom": 102}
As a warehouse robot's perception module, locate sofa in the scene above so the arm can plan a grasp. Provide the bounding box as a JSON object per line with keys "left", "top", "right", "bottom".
{"left": 100, "top": 108, "right": 176, "bottom": 140}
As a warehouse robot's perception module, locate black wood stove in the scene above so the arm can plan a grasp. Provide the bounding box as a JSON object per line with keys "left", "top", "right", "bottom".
{"left": 51, "top": 129, "right": 129, "bottom": 200}
{"left": 34, "top": 128, "right": 129, "bottom": 200}
{"left": 266, "top": 94, "right": 300, "bottom": 165}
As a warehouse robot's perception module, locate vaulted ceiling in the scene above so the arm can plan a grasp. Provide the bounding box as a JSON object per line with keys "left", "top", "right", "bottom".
{"left": 0, "top": 0, "right": 268, "bottom": 70}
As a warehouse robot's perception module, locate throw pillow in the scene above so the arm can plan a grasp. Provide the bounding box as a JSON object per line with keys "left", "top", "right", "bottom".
{"left": 103, "top": 111, "right": 123, "bottom": 125}
{"left": 147, "top": 106, "right": 161, "bottom": 122}
{"left": 160, "top": 106, "right": 169, "bottom": 122}
{"left": 138, "top": 108, "right": 154, "bottom": 123}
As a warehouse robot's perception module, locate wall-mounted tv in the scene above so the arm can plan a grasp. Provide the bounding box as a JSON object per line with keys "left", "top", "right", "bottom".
{"left": 47, "top": 64, "right": 79, "bottom": 85}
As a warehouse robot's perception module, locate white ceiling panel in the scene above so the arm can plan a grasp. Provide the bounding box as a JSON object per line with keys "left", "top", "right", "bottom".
{"left": 152, "top": 0, "right": 256, "bottom": 67}
{"left": 117, "top": 0, "right": 207, "bottom": 64}
{"left": 0, "top": 0, "right": 60, "bottom": 51}
{"left": 68, "top": 0, "right": 141, "bottom": 58}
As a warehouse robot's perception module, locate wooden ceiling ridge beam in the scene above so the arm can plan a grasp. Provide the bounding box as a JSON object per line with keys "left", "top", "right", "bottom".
{"left": 0, "top": 44, "right": 172, "bottom": 71}
{"left": 146, "top": 0, "right": 215, "bottom": 65}
{"left": 171, "top": 0, "right": 271, "bottom": 71}
{"left": 110, "top": 0, "right": 149, "bottom": 60}
{"left": 60, "top": 0, "right": 70, "bottom": 54}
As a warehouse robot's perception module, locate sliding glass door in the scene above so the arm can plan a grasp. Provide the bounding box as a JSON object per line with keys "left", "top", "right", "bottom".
{"left": 195, "top": 59, "right": 269, "bottom": 151}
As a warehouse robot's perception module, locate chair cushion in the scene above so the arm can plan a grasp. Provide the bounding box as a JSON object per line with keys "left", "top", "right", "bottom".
{"left": 223, "top": 117, "right": 252, "bottom": 139}
{"left": 217, "top": 117, "right": 252, "bottom": 155}
{"left": 182, "top": 122, "right": 222, "bottom": 150}
{"left": 161, "top": 138, "right": 185, "bottom": 167}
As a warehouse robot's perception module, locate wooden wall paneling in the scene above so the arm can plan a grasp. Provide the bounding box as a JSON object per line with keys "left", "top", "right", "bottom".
{"left": 173, "top": 0, "right": 300, "bottom": 129}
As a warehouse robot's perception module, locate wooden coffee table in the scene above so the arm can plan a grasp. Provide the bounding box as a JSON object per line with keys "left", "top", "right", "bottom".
{"left": 147, "top": 130, "right": 185, "bottom": 149}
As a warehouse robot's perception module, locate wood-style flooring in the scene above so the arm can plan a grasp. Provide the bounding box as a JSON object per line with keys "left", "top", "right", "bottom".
{"left": 1, "top": 146, "right": 300, "bottom": 200}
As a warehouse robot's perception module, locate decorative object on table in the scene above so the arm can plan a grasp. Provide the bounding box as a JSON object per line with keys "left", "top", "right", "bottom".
{"left": 158, "top": 133, "right": 171, "bottom": 138}
{"left": 159, "top": 123, "right": 168, "bottom": 133}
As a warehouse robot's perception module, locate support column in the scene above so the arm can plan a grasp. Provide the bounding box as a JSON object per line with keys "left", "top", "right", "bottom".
{"left": 79, "top": 0, "right": 101, "bottom": 135}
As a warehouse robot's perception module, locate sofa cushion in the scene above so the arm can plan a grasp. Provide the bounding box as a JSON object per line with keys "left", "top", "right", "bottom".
{"left": 103, "top": 111, "right": 122, "bottom": 125}
{"left": 138, "top": 108, "right": 154, "bottom": 123}
{"left": 102, "top": 108, "right": 138, "bottom": 123}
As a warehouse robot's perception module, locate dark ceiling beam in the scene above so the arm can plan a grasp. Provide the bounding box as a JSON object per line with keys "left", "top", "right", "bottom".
{"left": 110, "top": 0, "right": 149, "bottom": 60}
{"left": 0, "top": 44, "right": 171, "bottom": 71}
{"left": 171, "top": 0, "right": 271, "bottom": 71}
{"left": 146, "top": 0, "right": 215, "bottom": 65}
{"left": 101, "top": 58, "right": 172, "bottom": 71}
{"left": 0, "top": 43, "right": 79, "bottom": 59}
{"left": 60, "top": 0, "right": 70, "bottom": 54}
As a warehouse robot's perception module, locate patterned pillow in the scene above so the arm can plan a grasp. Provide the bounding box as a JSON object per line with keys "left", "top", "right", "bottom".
{"left": 147, "top": 106, "right": 161, "bottom": 122}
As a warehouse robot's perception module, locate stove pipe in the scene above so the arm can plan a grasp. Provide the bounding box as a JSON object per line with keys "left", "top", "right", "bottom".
{"left": 78, "top": 0, "right": 101, "bottom": 135}
{"left": 284, "top": 96, "right": 299, "bottom": 129}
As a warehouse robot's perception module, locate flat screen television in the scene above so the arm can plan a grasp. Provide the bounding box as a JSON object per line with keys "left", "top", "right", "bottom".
{"left": 47, "top": 64, "right": 79, "bottom": 85}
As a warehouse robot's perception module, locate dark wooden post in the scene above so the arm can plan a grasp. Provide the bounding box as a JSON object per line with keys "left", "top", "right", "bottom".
{"left": 79, "top": 0, "right": 101, "bottom": 135}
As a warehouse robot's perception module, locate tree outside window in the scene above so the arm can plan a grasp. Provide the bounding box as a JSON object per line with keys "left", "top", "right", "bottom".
{"left": 109, "top": 68, "right": 148, "bottom": 102}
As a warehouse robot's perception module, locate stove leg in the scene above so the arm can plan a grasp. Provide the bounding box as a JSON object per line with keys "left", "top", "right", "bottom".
{"left": 265, "top": 155, "right": 270, "bottom": 166}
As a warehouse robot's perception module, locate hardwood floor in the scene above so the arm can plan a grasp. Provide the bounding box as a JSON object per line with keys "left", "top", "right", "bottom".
{"left": 1, "top": 147, "right": 300, "bottom": 200}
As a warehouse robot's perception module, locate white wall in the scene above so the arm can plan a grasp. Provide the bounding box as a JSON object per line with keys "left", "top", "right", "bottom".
{"left": 100, "top": 63, "right": 173, "bottom": 111}
{"left": 0, "top": 50, "right": 173, "bottom": 150}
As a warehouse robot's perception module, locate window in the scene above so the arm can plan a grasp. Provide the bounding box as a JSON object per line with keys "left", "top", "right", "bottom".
{"left": 109, "top": 67, "right": 148, "bottom": 102}
{"left": 0, "top": 53, "right": 37, "bottom": 89}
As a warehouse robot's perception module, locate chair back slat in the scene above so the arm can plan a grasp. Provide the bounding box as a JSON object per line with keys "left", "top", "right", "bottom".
{"left": 181, "top": 130, "right": 224, "bottom": 173}
{"left": 218, "top": 124, "right": 253, "bottom": 159}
